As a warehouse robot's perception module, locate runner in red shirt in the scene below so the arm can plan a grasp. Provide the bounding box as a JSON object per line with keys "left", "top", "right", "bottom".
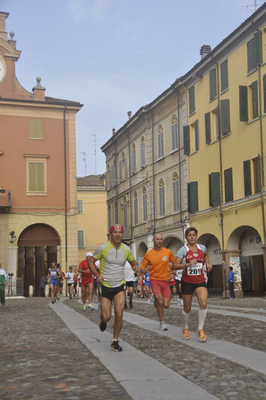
{"left": 78, "top": 252, "right": 94, "bottom": 311}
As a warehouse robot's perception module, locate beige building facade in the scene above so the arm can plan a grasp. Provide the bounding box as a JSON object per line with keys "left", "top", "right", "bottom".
{"left": 77, "top": 175, "right": 107, "bottom": 263}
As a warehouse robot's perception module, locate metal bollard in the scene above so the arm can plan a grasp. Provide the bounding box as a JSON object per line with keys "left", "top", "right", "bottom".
{"left": 45, "top": 284, "right": 49, "bottom": 297}
{"left": 29, "top": 285, "right": 34, "bottom": 297}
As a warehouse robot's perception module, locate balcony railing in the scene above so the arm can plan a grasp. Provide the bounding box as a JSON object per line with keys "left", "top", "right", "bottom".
{"left": 0, "top": 189, "right": 12, "bottom": 211}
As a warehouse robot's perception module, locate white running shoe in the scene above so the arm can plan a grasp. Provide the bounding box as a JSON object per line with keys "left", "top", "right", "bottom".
{"left": 147, "top": 299, "right": 150, "bottom": 303}
{"left": 159, "top": 322, "right": 168, "bottom": 331}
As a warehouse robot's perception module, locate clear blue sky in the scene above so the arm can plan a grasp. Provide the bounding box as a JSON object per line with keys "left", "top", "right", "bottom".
{"left": 1, "top": 0, "right": 261, "bottom": 176}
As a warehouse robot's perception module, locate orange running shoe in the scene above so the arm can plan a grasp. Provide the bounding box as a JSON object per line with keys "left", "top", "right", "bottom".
{"left": 196, "top": 328, "right": 206, "bottom": 342}
{"left": 182, "top": 329, "right": 190, "bottom": 340}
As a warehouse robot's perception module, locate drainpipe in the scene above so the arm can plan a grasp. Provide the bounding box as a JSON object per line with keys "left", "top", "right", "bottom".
{"left": 212, "top": 56, "right": 227, "bottom": 297}
{"left": 63, "top": 105, "right": 68, "bottom": 268}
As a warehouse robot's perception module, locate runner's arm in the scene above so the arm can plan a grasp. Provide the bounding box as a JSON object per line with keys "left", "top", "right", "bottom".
{"left": 130, "top": 259, "right": 140, "bottom": 273}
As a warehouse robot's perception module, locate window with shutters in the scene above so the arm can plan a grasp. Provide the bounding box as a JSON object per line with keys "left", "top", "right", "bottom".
{"left": 27, "top": 157, "right": 47, "bottom": 194}
{"left": 158, "top": 126, "right": 164, "bottom": 159}
{"left": 239, "top": 86, "right": 248, "bottom": 122}
{"left": 243, "top": 160, "right": 252, "bottom": 196}
{"left": 159, "top": 179, "right": 165, "bottom": 217}
{"left": 110, "top": 161, "right": 116, "bottom": 188}
{"left": 171, "top": 116, "right": 178, "bottom": 151}
{"left": 189, "top": 86, "right": 195, "bottom": 115}
{"left": 143, "top": 187, "right": 147, "bottom": 222}
{"left": 29, "top": 119, "right": 43, "bottom": 139}
{"left": 78, "top": 230, "right": 85, "bottom": 248}
{"left": 140, "top": 137, "right": 146, "bottom": 167}
{"left": 209, "top": 172, "right": 220, "bottom": 206}
{"left": 221, "top": 99, "right": 230, "bottom": 135}
{"left": 240, "top": 82, "right": 258, "bottom": 122}
{"left": 209, "top": 68, "right": 217, "bottom": 100}
{"left": 211, "top": 108, "right": 219, "bottom": 141}
{"left": 173, "top": 173, "right": 179, "bottom": 213}
{"left": 247, "top": 31, "right": 262, "bottom": 73}
{"left": 77, "top": 199, "right": 84, "bottom": 214}
{"left": 131, "top": 143, "right": 136, "bottom": 174}
{"left": 205, "top": 112, "right": 211, "bottom": 144}
{"left": 134, "top": 192, "right": 138, "bottom": 225}
{"left": 188, "top": 182, "right": 198, "bottom": 213}
{"left": 220, "top": 60, "right": 228, "bottom": 92}
{"left": 224, "top": 168, "right": 233, "bottom": 203}
{"left": 121, "top": 151, "right": 127, "bottom": 180}
{"left": 183, "top": 125, "right": 190, "bottom": 155}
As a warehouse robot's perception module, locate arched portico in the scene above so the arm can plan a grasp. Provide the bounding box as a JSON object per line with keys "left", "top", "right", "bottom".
{"left": 18, "top": 223, "right": 60, "bottom": 297}
{"left": 227, "top": 226, "right": 265, "bottom": 296}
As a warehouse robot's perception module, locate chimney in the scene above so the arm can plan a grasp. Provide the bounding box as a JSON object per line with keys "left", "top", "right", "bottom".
{"left": 112, "top": 128, "right": 116, "bottom": 136}
{"left": 200, "top": 45, "right": 211, "bottom": 59}
{"left": 0, "top": 12, "right": 9, "bottom": 41}
{"left": 32, "top": 77, "right": 46, "bottom": 101}
{"left": 127, "top": 111, "right": 132, "bottom": 119}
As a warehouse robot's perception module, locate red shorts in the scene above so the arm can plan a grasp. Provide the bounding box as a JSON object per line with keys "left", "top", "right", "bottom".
{"left": 81, "top": 277, "right": 93, "bottom": 286}
{"left": 150, "top": 279, "right": 171, "bottom": 299}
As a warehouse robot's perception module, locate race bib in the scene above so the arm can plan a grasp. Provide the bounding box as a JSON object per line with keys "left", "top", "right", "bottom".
{"left": 187, "top": 263, "right": 203, "bottom": 276}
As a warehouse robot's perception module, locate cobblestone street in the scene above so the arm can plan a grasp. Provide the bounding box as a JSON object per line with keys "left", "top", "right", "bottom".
{"left": 1, "top": 296, "right": 266, "bottom": 399}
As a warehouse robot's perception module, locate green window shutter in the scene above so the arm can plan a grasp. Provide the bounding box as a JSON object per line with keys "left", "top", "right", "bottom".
{"left": 247, "top": 38, "right": 255, "bottom": 73}
{"left": 183, "top": 125, "right": 190, "bottom": 155}
{"left": 252, "top": 81, "right": 258, "bottom": 119}
{"left": 189, "top": 86, "right": 195, "bottom": 114}
{"left": 205, "top": 112, "right": 211, "bottom": 144}
{"left": 29, "top": 119, "right": 43, "bottom": 139}
{"left": 254, "top": 31, "right": 262, "bottom": 66}
{"left": 195, "top": 119, "right": 199, "bottom": 151}
{"left": 210, "top": 68, "right": 217, "bottom": 99}
{"left": 209, "top": 172, "right": 220, "bottom": 206}
{"left": 263, "top": 74, "right": 266, "bottom": 114}
{"left": 221, "top": 99, "right": 230, "bottom": 135}
{"left": 221, "top": 60, "right": 228, "bottom": 92}
{"left": 29, "top": 162, "right": 44, "bottom": 191}
{"left": 224, "top": 168, "right": 233, "bottom": 202}
{"left": 239, "top": 86, "right": 248, "bottom": 122}
{"left": 243, "top": 160, "right": 252, "bottom": 196}
{"left": 188, "top": 182, "right": 198, "bottom": 212}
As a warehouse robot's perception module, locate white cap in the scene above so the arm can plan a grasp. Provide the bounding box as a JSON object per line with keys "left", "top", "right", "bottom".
{"left": 86, "top": 252, "right": 93, "bottom": 257}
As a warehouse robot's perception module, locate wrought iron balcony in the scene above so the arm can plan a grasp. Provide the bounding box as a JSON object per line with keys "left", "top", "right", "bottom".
{"left": 0, "top": 189, "right": 12, "bottom": 212}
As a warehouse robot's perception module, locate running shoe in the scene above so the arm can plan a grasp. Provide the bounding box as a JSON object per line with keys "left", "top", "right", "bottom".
{"left": 147, "top": 299, "right": 150, "bottom": 303}
{"left": 111, "top": 340, "right": 123, "bottom": 352}
{"left": 181, "top": 299, "right": 184, "bottom": 306}
{"left": 159, "top": 322, "right": 168, "bottom": 331}
{"left": 69, "top": 295, "right": 72, "bottom": 299}
{"left": 82, "top": 305, "right": 87, "bottom": 312}
{"left": 129, "top": 300, "right": 133, "bottom": 309}
{"left": 99, "top": 320, "right": 107, "bottom": 332}
{"left": 51, "top": 299, "right": 55, "bottom": 304}
{"left": 124, "top": 302, "right": 128, "bottom": 310}
{"left": 177, "top": 299, "right": 181, "bottom": 307}
{"left": 183, "top": 329, "right": 190, "bottom": 340}
{"left": 196, "top": 328, "right": 206, "bottom": 342}
{"left": 88, "top": 304, "right": 94, "bottom": 311}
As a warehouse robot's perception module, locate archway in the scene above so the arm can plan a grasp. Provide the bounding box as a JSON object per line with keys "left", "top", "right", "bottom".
{"left": 227, "top": 226, "right": 265, "bottom": 296}
{"left": 18, "top": 224, "right": 60, "bottom": 297}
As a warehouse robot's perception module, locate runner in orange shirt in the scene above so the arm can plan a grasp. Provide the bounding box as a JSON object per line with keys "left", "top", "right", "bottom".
{"left": 140, "top": 233, "right": 176, "bottom": 331}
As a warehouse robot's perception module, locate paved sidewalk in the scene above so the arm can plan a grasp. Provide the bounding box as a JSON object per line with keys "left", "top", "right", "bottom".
{"left": 1, "top": 296, "right": 266, "bottom": 400}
